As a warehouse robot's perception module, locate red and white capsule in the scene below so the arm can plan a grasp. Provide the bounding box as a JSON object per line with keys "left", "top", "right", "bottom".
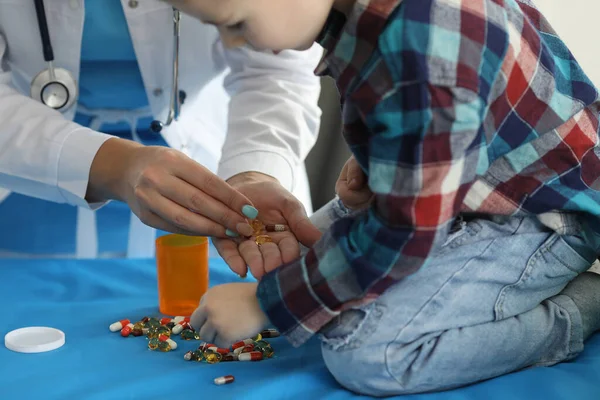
{"left": 238, "top": 351, "right": 263, "bottom": 361}
{"left": 109, "top": 319, "right": 130, "bottom": 332}
{"left": 231, "top": 338, "right": 254, "bottom": 350}
{"left": 120, "top": 323, "right": 134, "bottom": 337}
{"left": 172, "top": 316, "right": 188, "bottom": 324}
{"left": 214, "top": 375, "right": 235, "bottom": 385}
{"left": 207, "top": 346, "right": 230, "bottom": 355}
{"left": 158, "top": 334, "right": 177, "bottom": 350}
{"left": 172, "top": 318, "right": 191, "bottom": 335}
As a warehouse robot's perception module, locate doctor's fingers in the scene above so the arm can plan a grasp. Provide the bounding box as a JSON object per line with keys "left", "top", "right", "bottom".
{"left": 174, "top": 159, "right": 258, "bottom": 221}
{"left": 135, "top": 209, "right": 213, "bottom": 238}
{"left": 158, "top": 177, "right": 253, "bottom": 237}
{"left": 213, "top": 237, "right": 247, "bottom": 277}
{"left": 135, "top": 189, "right": 230, "bottom": 237}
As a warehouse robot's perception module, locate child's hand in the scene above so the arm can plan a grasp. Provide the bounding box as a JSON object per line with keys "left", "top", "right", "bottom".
{"left": 237, "top": 230, "right": 301, "bottom": 280}
{"left": 214, "top": 173, "right": 322, "bottom": 279}
{"left": 335, "top": 156, "right": 374, "bottom": 210}
{"left": 190, "top": 282, "right": 269, "bottom": 348}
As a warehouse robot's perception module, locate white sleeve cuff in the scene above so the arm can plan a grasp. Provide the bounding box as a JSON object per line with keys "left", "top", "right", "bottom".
{"left": 57, "top": 129, "right": 114, "bottom": 209}
{"left": 217, "top": 150, "right": 294, "bottom": 191}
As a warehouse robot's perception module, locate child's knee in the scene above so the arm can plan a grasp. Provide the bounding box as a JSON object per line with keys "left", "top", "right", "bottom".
{"left": 321, "top": 342, "right": 402, "bottom": 397}
{"left": 321, "top": 332, "right": 482, "bottom": 396}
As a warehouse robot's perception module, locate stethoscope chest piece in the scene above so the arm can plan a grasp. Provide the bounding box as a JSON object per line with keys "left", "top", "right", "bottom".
{"left": 30, "top": 66, "right": 78, "bottom": 111}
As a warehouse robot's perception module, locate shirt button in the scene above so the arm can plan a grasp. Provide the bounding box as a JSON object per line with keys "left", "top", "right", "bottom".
{"left": 128, "top": 0, "right": 139, "bottom": 8}
{"left": 153, "top": 88, "right": 163, "bottom": 97}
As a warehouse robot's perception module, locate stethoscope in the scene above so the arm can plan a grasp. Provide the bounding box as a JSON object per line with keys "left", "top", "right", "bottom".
{"left": 31, "top": 0, "right": 184, "bottom": 133}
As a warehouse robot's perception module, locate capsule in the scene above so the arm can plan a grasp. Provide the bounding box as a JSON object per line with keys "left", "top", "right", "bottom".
{"left": 204, "top": 351, "right": 222, "bottom": 364}
{"left": 140, "top": 316, "right": 150, "bottom": 324}
{"left": 222, "top": 353, "right": 238, "bottom": 362}
{"left": 120, "top": 323, "right": 134, "bottom": 337}
{"left": 266, "top": 224, "right": 286, "bottom": 232}
{"left": 199, "top": 342, "right": 216, "bottom": 352}
{"left": 255, "top": 235, "right": 273, "bottom": 246}
{"left": 158, "top": 334, "right": 178, "bottom": 350}
{"left": 260, "top": 329, "right": 280, "bottom": 338}
{"left": 233, "top": 346, "right": 245, "bottom": 356}
{"left": 109, "top": 319, "right": 130, "bottom": 332}
{"left": 238, "top": 351, "right": 263, "bottom": 361}
{"left": 184, "top": 350, "right": 204, "bottom": 362}
{"left": 158, "top": 341, "right": 173, "bottom": 352}
{"left": 231, "top": 338, "right": 254, "bottom": 350}
{"left": 172, "top": 323, "right": 185, "bottom": 335}
{"left": 214, "top": 375, "right": 235, "bottom": 385}
{"left": 160, "top": 317, "right": 172, "bottom": 325}
{"left": 132, "top": 328, "right": 144, "bottom": 337}
{"left": 207, "top": 346, "right": 230, "bottom": 355}
{"left": 148, "top": 338, "right": 160, "bottom": 350}
{"left": 241, "top": 344, "right": 255, "bottom": 353}
{"left": 253, "top": 333, "right": 262, "bottom": 341}
{"left": 181, "top": 329, "right": 201, "bottom": 340}
{"left": 172, "top": 316, "right": 188, "bottom": 324}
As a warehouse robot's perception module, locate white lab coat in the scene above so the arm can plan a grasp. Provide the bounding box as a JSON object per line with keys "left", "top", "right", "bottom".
{"left": 0, "top": 0, "right": 322, "bottom": 258}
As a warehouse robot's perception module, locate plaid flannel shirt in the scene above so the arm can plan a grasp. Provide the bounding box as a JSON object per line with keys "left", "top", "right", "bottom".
{"left": 257, "top": 0, "right": 600, "bottom": 346}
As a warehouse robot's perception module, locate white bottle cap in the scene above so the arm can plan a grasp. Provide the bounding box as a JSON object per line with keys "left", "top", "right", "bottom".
{"left": 4, "top": 327, "right": 65, "bottom": 353}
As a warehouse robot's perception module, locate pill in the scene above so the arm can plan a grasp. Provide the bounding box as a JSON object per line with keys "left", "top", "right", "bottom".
{"left": 160, "top": 317, "right": 172, "bottom": 325}
{"left": 148, "top": 338, "right": 160, "bottom": 350}
{"left": 233, "top": 346, "right": 245, "bottom": 355}
{"left": 265, "top": 224, "right": 286, "bottom": 232}
{"left": 205, "top": 351, "right": 222, "bottom": 364}
{"left": 241, "top": 344, "right": 255, "bottom": 353}
{"left": 255, "top": 235, "right": 273, "bottom": 246}
{"left": 214, "top": 375, "right": 235, "bottom": 385}
{"left": 222, "top": 352, "right": 238, "bottom": 362}
{"left": 109, "top": 319, "right": 130, "bottom": 332}
{"left": 120, "top": 323, "right": 134, "bottom": 337}
{"left": 158, "top": 334, "right": 177, "bottom": 350}
{"left": 260, "top": 329, "right": 280, "bottom": 338}
{"left": 184, "top": 350, "right": 204, "bottom": 361}
{"left": 208, "top": 346, "right": 230, "bottom": 355}
{"left": 231, "top": 338, "right": 254, "bottom": 350}
{"left": 238, "top": 351, "right": 263, "bottom": 361}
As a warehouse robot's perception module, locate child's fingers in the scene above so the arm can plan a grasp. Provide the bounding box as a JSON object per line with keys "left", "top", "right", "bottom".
{"left": 346, "top": 157, "right": 366, "bottom": 190}
{"left": 198, "top": 321, "right": 217, "bottom": 344}
{"left": 239, "top": 239, "right": 265, "bottom": 280}
{"left": 259, "top": 242, "right": 283, "bottom": 275}
{"left": 277, "top": 236, "right": 301, "bottom": 264}
{"left": 190, "top": 305, "right": 207, "bottom": 332}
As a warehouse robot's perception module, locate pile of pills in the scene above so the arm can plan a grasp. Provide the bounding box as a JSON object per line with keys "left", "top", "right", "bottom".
{"left": 109, "top": 317, "right": 280, "bottom": 385}
{"left": 109, "top": 316, "right": 194, "bottom": 352}
{"left": 184, "top": 328, "right": 279, "bottom": 365}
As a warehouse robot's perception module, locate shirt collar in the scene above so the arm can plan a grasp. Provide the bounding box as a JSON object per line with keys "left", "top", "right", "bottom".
{"left": 315, "top": 0, "right": 403, "bottom": 95}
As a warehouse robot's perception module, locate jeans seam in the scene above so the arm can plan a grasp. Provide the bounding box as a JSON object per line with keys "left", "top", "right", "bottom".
{"left": 495, "top": 235, "right": 555, "bottom": 320}
{"left": 384, "top": 234, "right": 496, "bottom": 386}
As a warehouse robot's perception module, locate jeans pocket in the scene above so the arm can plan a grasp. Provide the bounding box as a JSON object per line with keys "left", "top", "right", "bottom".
{"left": 319, "top": 303, "right": 384, "bottom": 352}
{"left": 494, "top": 233, "right": 592, "bottom": 321}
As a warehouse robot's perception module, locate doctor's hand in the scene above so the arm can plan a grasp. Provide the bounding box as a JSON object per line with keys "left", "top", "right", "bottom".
{"left": 213, "top": 172, "right": 322, "bottom": 280}
{"left": 335, "top": 155, "right": 373, "bottom": 211}
{"left": 190, "top": 282, "right": 269, "bottom": 348}
{"left": 86, "top": 138, "right": 255, "bottom": 238}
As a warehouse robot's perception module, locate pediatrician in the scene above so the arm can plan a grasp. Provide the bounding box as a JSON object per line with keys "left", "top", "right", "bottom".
{"left": 0, "top": 0, "right": 322, "bottom": 258}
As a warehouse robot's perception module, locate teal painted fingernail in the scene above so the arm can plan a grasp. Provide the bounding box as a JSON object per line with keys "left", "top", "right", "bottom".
{"left": 242, "top": 205, "right": 259, "bottom": 219}
{"left": 225, "top": 229, "right": 239, "bottom": 238}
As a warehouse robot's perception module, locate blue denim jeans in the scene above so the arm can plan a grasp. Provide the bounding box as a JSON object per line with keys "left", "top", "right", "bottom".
{"left": 310, "top": 198, "right": 598, "bottom": 396}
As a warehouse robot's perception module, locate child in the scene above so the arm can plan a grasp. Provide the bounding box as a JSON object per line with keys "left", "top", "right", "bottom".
{"left": 181, "top": 0, "right": 600, "bottom": 395}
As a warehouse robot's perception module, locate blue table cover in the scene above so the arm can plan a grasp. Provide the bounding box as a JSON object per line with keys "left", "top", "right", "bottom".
{"left": 1, "top": 257, "right": 599, "bottom": 399}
